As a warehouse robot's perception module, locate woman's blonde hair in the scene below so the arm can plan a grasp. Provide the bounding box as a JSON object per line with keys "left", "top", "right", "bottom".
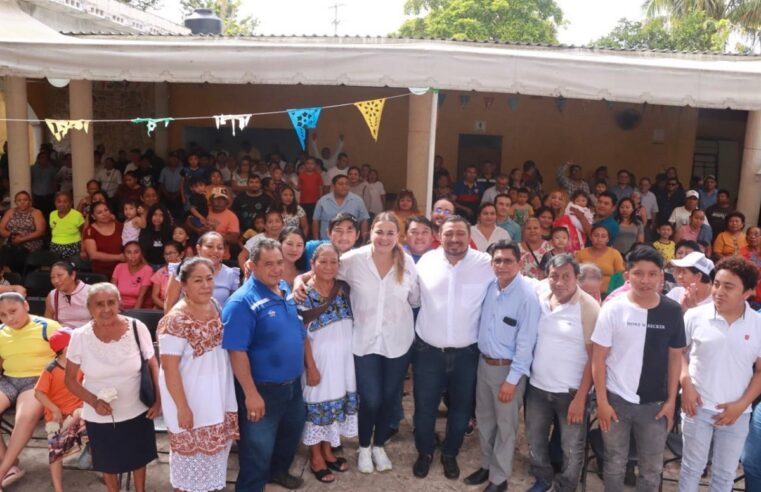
{"left": 371, "top": 212, "right": 407, "bottom": 284}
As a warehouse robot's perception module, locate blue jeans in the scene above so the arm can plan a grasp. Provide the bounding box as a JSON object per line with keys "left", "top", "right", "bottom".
{"left": 354, "top": 349, "right": 411, "bottom": 447}
{"left": 234, "top": 380, "right": 306, "bottom": 492}
{"left": 679, "top": 407, "right": 749, "bottom": 492}
{"left": 743, "top": 404, "right": 761, "bottom": 491}
{"left": 412, "top": 337, "right": 479, "bottom": 457}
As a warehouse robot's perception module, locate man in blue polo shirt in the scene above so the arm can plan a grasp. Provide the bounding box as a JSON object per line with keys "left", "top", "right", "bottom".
{"left": 312, "top": 174, "right": 369, "bottom": 242}
{"left": 222, "top": 238, "right": 306, "bottom": 491}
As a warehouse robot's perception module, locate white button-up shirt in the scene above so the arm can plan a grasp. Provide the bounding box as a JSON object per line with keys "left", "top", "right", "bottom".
{"left": 415, "top": 248, "right": 494, "bottom": 349}
{"left": 684, "top": 302, "right": 761, "bottom": 414}
{"left": 339, "top": 245, "right": 420, "bottom": 358}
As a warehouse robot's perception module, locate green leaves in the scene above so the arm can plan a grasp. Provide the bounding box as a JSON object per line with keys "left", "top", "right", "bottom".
{"left": 396, "top": 0, "right": 564, "bottom": 44}
{"left": 592, "top": 11, "right": 731, "bottom": 51}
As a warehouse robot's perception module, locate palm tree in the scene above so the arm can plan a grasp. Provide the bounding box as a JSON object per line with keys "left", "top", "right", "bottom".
{"left": 643, "top": 0, "right": 761, "bottom": 44}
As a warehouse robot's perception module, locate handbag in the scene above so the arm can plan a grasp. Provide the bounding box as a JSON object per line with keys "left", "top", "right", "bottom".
{"left": 131, "top": 319, "right": 156, "bottom": 408}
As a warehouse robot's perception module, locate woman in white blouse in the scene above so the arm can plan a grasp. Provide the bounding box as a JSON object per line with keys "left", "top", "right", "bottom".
{"left": 65, "top": 283, "right": 160, "bottom": 492}
{"left": 471, "top": 202, "right": 511, "bottom": 252}
{"left": 337, "top": 212, "right": 419, "bottom": 473}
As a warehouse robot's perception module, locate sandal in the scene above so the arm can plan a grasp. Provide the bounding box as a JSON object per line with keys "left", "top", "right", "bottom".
{"left": 310, "top": 467, "right": 335, "bottom": 484}
{"left": 1, "top": 466, "right": 24, "bottom": 488}
{"left": 326, "top": 457, "right": 348, "bottom": 473}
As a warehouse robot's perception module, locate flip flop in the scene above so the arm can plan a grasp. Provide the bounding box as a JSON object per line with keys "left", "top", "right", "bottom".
{"left": 326, "top": 457, "right": 348, "bottom": 473}
{"left": 310, "top": 467, "right": 335, "bottom": 484}
{"left": 1, "top": 466, "right": 24, "bottom": 488}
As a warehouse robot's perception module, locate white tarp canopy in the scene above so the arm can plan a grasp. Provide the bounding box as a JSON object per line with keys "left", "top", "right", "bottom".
{"left": 3, "top": 0, "right": 761, "bottom": 110}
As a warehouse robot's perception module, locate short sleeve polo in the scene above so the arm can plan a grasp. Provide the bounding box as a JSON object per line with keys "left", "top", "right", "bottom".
{"left": 222, "top": 277, "right": 305, "bottom": 383}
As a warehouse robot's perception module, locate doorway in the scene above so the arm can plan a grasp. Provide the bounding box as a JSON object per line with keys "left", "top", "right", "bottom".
{"left": 457, "top": 134, "right": 502, "bottom": 179}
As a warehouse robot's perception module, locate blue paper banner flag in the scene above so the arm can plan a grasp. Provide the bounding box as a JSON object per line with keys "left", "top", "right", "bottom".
{"left": 438, "top": 92, "right": 447, "bottom": 108}
{"left": 287, "top": 107, "right": 322, "bottom": 150}
{"left": 131, "top": 117, "right": 174, "bottom": 136}
{"left": 459, "top": 95, "right": 470, "bottom": 109}
{"left": 507, "top": 95, "right": 519, "bottom": 112}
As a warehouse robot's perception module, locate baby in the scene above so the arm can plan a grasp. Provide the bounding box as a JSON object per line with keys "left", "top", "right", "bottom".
{"left": 565, "top": 191, "right": 594, "bottom": 241}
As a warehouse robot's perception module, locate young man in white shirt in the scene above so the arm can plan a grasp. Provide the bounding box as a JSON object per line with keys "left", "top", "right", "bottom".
{"left": 679, "top": 257, "right": 761, "bottom": 491}
{"left": 524, "top": 254, "right": 599, "bottom": 492}
{"left": 591, "top": 246, "right": 685, "bottom": 491}
{"left": 412, "top": 215, "right": 493, "bottom": 480}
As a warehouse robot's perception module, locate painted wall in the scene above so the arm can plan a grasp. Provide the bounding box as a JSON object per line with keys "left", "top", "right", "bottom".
{"left": 435, "top": 92, "right": 699, "bottom": 187}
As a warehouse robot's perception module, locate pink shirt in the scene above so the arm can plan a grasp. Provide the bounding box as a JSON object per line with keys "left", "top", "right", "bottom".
{"left": 112, "top": 263, "right": 154, "bottom": 309}
{"left": 150, "top": 267, "right": 170, "bottom": 304}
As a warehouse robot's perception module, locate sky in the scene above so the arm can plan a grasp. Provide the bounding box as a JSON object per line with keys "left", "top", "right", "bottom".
{"left": 155, "top": 0, "right": 647, "bottom": 46}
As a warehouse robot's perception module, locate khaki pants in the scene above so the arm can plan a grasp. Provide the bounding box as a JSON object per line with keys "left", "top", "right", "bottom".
{"left": 475, "top": 359, "right": 526, "bottom": 485}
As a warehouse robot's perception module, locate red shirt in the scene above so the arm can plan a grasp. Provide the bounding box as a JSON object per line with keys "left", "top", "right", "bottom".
{"left": 84, "top": 222, "right": 123, "bottom": 277}
{"left": 299, "top": 171, "right": 324, "bottom": 204}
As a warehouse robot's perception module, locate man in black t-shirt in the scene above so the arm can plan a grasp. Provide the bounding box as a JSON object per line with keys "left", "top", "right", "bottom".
{"left": 591, "top": 247, "right": 686, "bottom": 491}
{"left": 704, "top": 189, "right": 734, "bottom": 236}
{"left": 232, "top": 175, "right": 272, "bottom": 230}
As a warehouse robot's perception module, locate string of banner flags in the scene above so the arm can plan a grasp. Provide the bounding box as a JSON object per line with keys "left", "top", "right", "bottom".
{"left": 2, "top": 89, "right": 583, "bottom": 147}
{"left": 4, "top": 88, "right": 436, "bottom": 149}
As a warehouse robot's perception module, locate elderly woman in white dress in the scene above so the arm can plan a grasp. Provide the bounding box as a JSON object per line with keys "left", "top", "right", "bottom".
{"left": 298, "top": 243, "right": 357, "bottom": 484}
{"left": 158, "top": 257, "right": 238, "bottom": 492}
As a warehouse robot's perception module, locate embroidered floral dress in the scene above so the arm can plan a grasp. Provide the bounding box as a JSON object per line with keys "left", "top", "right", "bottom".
{"left": 298, "top": 283, "right": 358, "bottom": 447}
{"left": 157, "top": 311, "right": 238, "bottom": 492}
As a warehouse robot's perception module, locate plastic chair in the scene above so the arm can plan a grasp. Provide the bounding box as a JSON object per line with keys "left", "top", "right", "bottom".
{"left": 22, "top": 250, "right": 58, "bottom": 275}
{"left": 2, "top": 272, "right": 22, "bottom": 286}
{"left": 122, "top": 309, "right": 163, "bottom": 341}
{"left": 77, "top": 272, "right": 109, "bottom": 285}
{"left": 23, "top": 271, "right": 53, "bottom": 297}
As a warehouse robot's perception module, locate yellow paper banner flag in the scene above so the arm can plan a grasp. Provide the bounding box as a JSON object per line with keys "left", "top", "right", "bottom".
{"left": 44, "top": 119, "right": 90, "bottom": 142}
{"left": 353, "top": 98, "right": 386, "bottom": 141}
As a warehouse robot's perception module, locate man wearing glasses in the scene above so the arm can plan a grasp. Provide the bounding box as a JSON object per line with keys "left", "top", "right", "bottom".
{"left": 463, "top": 240, "right": 541, "bottom": 492}
{"left": 430, "top": 199, "right": 477, "bottom": 249}
{"left": 656, "top": 178, "right": 686, "bottom": 227}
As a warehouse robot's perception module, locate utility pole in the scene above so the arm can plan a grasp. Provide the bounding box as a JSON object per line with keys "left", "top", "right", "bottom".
{"left": 328, "top": 2, "right": 344, "bottom": 36}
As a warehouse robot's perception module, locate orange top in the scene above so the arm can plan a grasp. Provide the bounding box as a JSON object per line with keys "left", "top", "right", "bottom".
{"left": 34, "top": 362, "right": 84, "bottom": 422}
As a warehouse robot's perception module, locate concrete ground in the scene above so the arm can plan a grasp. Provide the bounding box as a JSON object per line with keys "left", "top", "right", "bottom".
{"left": 6, "top": 384, "right": 741, "bottom": 491}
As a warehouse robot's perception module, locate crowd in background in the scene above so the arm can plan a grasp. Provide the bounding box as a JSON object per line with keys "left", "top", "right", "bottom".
{"left": 0, "top": 136, "right": 759, "bottom": 492}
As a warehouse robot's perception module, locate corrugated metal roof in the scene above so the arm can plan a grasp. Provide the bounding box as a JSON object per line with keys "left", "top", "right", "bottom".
{"left": 59, "top": 32, "right": 759, "bottom": 58}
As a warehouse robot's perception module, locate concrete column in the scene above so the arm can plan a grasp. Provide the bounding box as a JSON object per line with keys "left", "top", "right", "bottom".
{"left": 154, "top": 82, "right": 169, "bottom": 158}
{"left": 4, "top": 76, "right": 31, "bottom": 198}
{"left": 405, "top": 91, "right": 438, "bottom": 216}
{"left": 69, "top": 79, "right": 94, "bottom": 204}
{"left": 736, "top": 110, "right": 761, "bottom": 227}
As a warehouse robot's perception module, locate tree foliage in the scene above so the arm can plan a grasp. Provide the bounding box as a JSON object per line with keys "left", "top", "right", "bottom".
{"left": 592, "top": 11, "right": 731, "bottom": 51}
{"left": 395, "top": 0, "right": 564, "bottom": 44}
{"left": 180, "top": 0, "right": 258, "bottom": 36}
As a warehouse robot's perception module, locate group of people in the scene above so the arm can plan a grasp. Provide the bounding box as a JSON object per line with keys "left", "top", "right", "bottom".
{"left": 0, "top": 141, "right": 759, "bottom": 492}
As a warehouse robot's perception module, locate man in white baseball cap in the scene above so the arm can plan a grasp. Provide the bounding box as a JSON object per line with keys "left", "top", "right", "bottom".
{"left": 666, "top": 252, "right": 715, "bottom": 312}
{"left": 669, "top": 190, "right": 707, "bottom": 230}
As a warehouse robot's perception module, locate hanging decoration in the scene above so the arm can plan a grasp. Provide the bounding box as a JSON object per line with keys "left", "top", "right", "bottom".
{"left": 213, "top": 114, "right": 253, "bottom": 136}
{"left": 354, "top": 98, "right": 386, "bottom": 141}
{"left": 507, "top": 94, "right": 520, "bottom": 112}
{"left": 555, "top": 95, "right": 566, "bottom": 113}
{"left": 287, "top": 107, "right": 322, "bottom": 150}
{"left": 45, "top": 119, "right": 90, "bottom": 142}
{"left": 131, "top": 117, "right": 174, "bottom": 136}
{"left": 408, "top": 87, "right": 430, "bottom": 95}
{"left": 437, "top": 92, "right": 447, "bottom": 108}
{"left": 483, "top": 96, "right": 495, "bottom": 111}
{"left": 459, "top": 95, "right": 470, "bottom": 109}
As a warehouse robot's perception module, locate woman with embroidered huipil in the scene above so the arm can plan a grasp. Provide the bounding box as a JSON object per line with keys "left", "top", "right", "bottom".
{"left": 298, "top": 243, "right": 357, "bottom": 484}
{"left": 158, "top": 257, "right": 238, "bottom": 492}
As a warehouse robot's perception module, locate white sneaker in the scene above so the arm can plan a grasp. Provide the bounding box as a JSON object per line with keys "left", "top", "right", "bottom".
{"left": 357, "top": 446, "right": 374, "bottom": 474}
{"left": 371, "top": 446, "right": 393, "bottom": 472}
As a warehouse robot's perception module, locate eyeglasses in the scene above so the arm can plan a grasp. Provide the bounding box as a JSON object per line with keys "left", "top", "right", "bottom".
{"left": 434, "top": 208, "right": 452, "bottom": 215}
{"left": 492, "top": 258, "right": 516, "bottom": 265}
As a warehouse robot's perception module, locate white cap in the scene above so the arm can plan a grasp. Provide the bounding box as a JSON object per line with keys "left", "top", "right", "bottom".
{"left": 685, "top": 189, "right": 699, "bottom": 199}
{"left": 670, "top": 252, "right": 714, "bottom": 276}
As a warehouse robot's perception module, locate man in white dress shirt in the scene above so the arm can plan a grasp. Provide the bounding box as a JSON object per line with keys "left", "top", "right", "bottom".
{"left": 411, "top": 215, "right": 494, "bottom": 480}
